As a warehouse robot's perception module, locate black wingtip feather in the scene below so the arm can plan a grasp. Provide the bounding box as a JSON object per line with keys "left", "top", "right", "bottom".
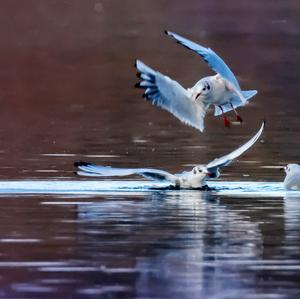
{"left": 74, "top": 161, "right": 91, "bottom": 167}
{"left": 134, "top": 82, "right": 141, "bottom": 88}
{"left": 148, "top": 74, "right": 156, "bottom": 82}
{"left": 164, "top": 30, "right": 170, "bottom": 36}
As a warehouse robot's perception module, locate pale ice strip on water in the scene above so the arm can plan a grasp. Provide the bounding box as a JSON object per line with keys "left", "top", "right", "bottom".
{"left": 0, "top": 180, "right": 298, "bottom": 198}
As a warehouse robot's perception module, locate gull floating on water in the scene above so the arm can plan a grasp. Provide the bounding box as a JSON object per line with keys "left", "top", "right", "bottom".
{"left": 282, "top": 164, "right": 300, "bottom": 190}
{"left": 135, "top": 31, "right": 257, "bottom": 132}
{"left": 74, "top": 121, "right": 264, "bottom": 190}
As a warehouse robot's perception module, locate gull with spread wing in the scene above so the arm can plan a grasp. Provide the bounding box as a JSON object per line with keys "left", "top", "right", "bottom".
{"left": 135, "top": 31, "right": 257, "bottom": 131}
{"left": 282, "top": 164, "right": 300, "bottom": 190}
{"left": 74, "top": 121, "right": 264, "bottom": 189}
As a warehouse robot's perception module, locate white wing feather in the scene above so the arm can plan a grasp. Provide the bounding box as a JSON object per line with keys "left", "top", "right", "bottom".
{"left": 135, "top": 60, "right": 207, "bottom": 132}
{"left": 165, "top": 31, "right": 241, "bottom": 91}
{"left": 74, "top": 162, "right": 177, "bottom": 182}
{"left": 206, "top": 120, "right": 265, "bottom": 171}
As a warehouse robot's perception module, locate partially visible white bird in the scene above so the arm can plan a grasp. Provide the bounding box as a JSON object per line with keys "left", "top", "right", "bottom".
{"left": 135, "top": 31, "right": 257, "bottom": 132}
{"left": 74, "top": 121, "right": 264, "bottom": 189}
{"left": 282, "top": 164, "right": 300, "bottom": 190}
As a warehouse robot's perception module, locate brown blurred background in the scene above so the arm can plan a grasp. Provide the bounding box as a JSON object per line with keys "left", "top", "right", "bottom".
{"left": 0, "top": 0, "right": 300, "bottom": 179}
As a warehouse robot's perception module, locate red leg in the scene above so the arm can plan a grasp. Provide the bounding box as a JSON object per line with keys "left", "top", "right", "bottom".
{"left": 219, "top": 106, "right": 230, "bottom": 127}
{"left": 230, "top": 103, "right": 243, "bottom": 123}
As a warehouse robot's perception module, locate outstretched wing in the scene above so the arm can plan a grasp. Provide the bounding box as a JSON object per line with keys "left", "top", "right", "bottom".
{"left": 135, "top": 60, "right": 207, "bottom": 132}
{"left": 206, "top": 120, "right": 265, "bottom": 171}
{"left": 74, "top": 161, "right": 176, "bottom": 182}
{"left": 165, "top": 30, "right": 241, "bottom": 91}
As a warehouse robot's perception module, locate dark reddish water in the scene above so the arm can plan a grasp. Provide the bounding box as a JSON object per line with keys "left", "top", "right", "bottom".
{"left": 0, "top": 1, "right": 300, "bottom": 298}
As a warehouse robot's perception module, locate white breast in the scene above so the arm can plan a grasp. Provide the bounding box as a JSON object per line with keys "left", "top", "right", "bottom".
{"left": 178, "top": 171, "right": 207, "bottom": 188}
{"left": 207, "top": 76, "right": 233, "bottom": 106}
{"left": 284, "top": 171, "right": 300, "bottom": 190}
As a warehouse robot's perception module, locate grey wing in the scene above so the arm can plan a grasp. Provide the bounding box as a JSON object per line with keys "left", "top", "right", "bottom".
{"left": 206, "top": 120, "right": 265, "bottom": 171}
{"left": 135, "top": 60, "right": 207, "bottom": 132}
{"left": 74, "top": 161, "right": 176, "bottom": 182}
{"left": 166, "top": 31, "right": 241, "bottom": 91}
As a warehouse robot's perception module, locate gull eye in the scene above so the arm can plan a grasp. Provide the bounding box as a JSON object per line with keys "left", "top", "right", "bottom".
{"left": 202, "top": 87, "right": 206, "bottom": 91}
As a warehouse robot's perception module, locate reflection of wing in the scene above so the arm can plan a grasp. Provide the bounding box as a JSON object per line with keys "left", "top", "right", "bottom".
{"left": 206, "top": 120, "right": 265, "bottom": 171}
{"left": 135, "top": 60, "right": 207, "bottom": 132}
{"left": 74, "top": 161, "right": 177, "bottom": 182}
{"left": 165, "top": 31, "right": 241, "bottom": 91}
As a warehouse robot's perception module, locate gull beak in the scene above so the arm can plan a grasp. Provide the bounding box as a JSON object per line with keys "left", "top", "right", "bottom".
{"left": 206, "top": 172, "right": 213, "bottom": 177}
{"left": 195, "top": 92, "right": 202, "bottom": 100}
{"left": 279, "top": 167, "right": 285, "bottom": 171}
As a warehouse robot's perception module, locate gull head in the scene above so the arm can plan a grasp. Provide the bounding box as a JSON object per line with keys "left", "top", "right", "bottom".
{"left": 188, "top": 165, "right": 219, "bottom": 188}
{"left": 193, "top": 80, "right": 211, "bottom": 100}
{"left": 192, "top": 165, "right": 216, "bottom": 179}
{"left": 283, "top": 163, "right": 300, "bottom": 175}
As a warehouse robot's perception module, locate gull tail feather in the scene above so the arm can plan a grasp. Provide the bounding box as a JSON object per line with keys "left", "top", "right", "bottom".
{"left": 214, "top": 90, "right": 257, "bottom": 116}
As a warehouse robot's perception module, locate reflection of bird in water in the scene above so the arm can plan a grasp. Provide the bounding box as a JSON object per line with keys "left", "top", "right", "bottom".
{"left": 282, "top": 164, "right": 300, "bottom": 190}
{"left": 75, "top": 190, "right": 264, "bottom": 298}
{"left": 135, "top": 31, "right": 257, "bottom": 132}
{"left": 74, "top": 121, "right": 264, "bottom": 190}
{"left": 284, "top": 195, "right": 300, "bottom": 243}
{"left": 133, "top": 192, "right": 262, "bottom": 299}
